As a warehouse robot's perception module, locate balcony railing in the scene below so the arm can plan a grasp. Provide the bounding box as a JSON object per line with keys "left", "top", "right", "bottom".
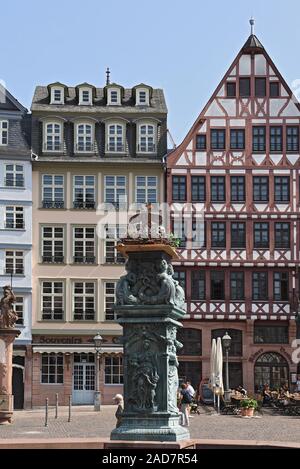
{"left": 73, "top": 310, "right": 95, "bottom": 321}
{"left": 42, "top": 255, "right": 65, "bottom": 264}
{"left": 105, "top": 254, "right": 126, "bottom": 264}
{"left": 73, "top": 200, "right": 95, "bottom": 209}
{"left": 73, "top": 255, "right": 96, "bottom": 264}
{"left": 43, "top": 143, "right": 63, "bottom": 152}
{"left": 103, "top": 200, "right": 127, "bottom": 209}
{"left": 5, "top": 267, "right": 24, "bottom": 275}
{"left": 5, "top": 222, "right": 24, "bottom": 229}
{"left": 75, "top": 143, "right": 95, "bottom": 152}
{"left": 106, "top": 144, "right": 125, "bottom": 152}
{"left": 137, "top": 144, "right": 156, "bottom": 153}
{"left": 42, "top": 309, "right": 64, "bottom": 320}
{"left": 4, "top": 177, "right": 24, "bottom": 188}
{"left": 42, "top": 200, "right": 65, "bottom": 209}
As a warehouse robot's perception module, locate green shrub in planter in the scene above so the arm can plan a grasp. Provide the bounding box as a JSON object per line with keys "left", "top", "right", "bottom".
{"left": 240, "top": 398, "right": 258, "bottom": 409}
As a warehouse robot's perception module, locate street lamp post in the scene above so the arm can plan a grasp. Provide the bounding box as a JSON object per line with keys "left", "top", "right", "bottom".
{"left": 93, "top": 332, "right": 103, "bottom": 411}
{"left": 222, "top": 331, "right": 232, "bottom": 403}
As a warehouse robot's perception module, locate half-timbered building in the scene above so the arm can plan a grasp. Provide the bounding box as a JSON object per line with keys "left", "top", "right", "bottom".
{"left": 167, "top": 29, "right": 299, "bottom": 393}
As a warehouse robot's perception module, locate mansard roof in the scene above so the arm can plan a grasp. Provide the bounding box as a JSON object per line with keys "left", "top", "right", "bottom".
{"left": 31, "top": 85, "right": 167, "bottom": 113}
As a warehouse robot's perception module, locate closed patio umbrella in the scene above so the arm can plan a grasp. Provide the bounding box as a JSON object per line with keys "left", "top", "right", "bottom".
{"left": 215, "top": 337, "right": 224, "bottom": 414}
{"left": 209, "top": 338, "right": 217, "bottom": 407}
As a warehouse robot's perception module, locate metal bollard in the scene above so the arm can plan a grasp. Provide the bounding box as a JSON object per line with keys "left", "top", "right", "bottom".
{"left": 55, "top": 393, "right": 58, "bottom": 419}
{"left": 45, "top": 398, "right": 49, "bottom": 427}
{"left": 68, "top": 395, "right": 72, "bottom": 422}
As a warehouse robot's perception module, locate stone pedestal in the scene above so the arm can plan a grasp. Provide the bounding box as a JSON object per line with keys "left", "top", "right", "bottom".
{"left": 0, "top": 328, "right": 21, "bottom": 424}
{"left": 110, "top": 247, "right": 190, "bottom": 442}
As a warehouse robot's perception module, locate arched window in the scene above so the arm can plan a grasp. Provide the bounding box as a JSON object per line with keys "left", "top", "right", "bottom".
{"left": 76, "top": 123, "right": 93, "bottom": 152}
{"left": 211, "top": 329, "right": 242, "bottom": 356}
{"left": 44, "top": 122, "right": 62, "bottom": 152}
{"left": 254, "top": 352, "right": 289, "bottom": 391}
{"left": 138, "top": 123, "right": 156, "bottom": 153}
{"left": 177, "top": 328, "right": 202, "bottom": 356}
{"left": 107, "top": 123, "right": 125, "bottom": 152}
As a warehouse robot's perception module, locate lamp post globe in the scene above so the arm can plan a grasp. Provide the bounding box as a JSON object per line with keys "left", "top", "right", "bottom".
{"left": 222, "top": 332, "right": 232, "bottom": 402}
{"left": 222, "top": 331, "right": 232, "bottom": 350}
{"left": 93, "top": 332, "right": 103, "bottom": 411}
{"left": 93, "top": 332, "right": 103, "bottom": 351}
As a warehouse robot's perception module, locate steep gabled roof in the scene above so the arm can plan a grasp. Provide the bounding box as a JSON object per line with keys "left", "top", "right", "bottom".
{"left": 0, "top": 85, "right": 27, "bottom": 113}
{"left": 168, "top": 33, "right": 300, "bottom": 166}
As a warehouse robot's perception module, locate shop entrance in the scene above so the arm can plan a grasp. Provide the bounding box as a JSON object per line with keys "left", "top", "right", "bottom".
{"left": 72, "top": 353, "right": 95, "bottom": 405}
{"left": 254, "top": 352, "right": 289, "bottom": 392}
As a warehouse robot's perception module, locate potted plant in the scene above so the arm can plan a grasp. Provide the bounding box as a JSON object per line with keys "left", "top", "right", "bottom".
{"left": 240, "top": 398, "right": 258, "bottom": 417}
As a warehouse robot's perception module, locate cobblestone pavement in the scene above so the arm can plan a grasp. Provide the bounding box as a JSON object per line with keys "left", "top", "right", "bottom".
{"left": 0, "top": 405, "right": 299, "bottom": 443}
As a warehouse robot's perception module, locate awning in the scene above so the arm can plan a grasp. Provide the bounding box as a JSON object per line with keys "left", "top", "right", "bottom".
{"left": 33, "top": 346, "right": 123, "bottom": 354}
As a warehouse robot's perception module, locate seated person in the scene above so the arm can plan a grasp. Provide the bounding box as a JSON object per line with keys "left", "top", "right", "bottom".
{"left": 236, "top": 385, "right": 247, "bottom": 396}
{"left": 279, "top": 382, "right": 290, "bottom": 398}
{"left": 262, "top": 384, "right": 272, "bottom": 406}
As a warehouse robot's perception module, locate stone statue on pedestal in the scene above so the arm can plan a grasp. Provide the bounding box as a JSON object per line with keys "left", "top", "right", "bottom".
{"left": 0, "top": 285, "right": 20, "bottom": 424}
{"left": 0, "top": 286, "right": 17, "bottom": 329}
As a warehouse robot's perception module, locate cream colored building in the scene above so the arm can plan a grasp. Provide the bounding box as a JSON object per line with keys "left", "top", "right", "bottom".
{"left": 29, "top": 81, "right": 167, "bottom": 406}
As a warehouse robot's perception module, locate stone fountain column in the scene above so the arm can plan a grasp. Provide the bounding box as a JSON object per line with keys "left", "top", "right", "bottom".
{"left": 0, "top": 286, "right": 20, "bottom": 424}
{"left": 110, "top": 243, "right": 190, "bottom": 442}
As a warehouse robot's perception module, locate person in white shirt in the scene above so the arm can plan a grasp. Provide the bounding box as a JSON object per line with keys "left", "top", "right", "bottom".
{"left": 186, "top": 381, "right": 195, "bottom": 399}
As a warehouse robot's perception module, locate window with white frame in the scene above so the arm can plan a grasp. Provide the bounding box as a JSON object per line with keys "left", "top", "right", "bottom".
{"left": 5, "top": 251, "right": 24, "bottom": 274}
{"left": 73, "top": 281, "right": 95, "bottom": 320}
{"left": 105, "top": 356, "right": 123, "bottom": 384}
{"left": 42, "top": 174, "right": 64, "bottom": 208}
{"left": 75, "top": 123, "right": 93, "bottom": 152}
{"left": 104, "top": 282, "right": 117, "bottom": 320}
{"left": 107, "top": 88, "right": 121, "bottom": 105}
{"left": 50, "top": 87, "right": 64, "bottom": 104}
{"left": 42, "top": 226, "right": 64, "bottom": 263}
{"left": 107, "top": 123, "right": 125, "bottom": 152}
{"left": 79, "top": 88, "right": 92, "bottom": 105}
{"left": 105, "top": 225, "right": 127, "bottom": 263}
{"left": 73, "top": 175, "right": 95, "bottom": 208}
{"left": 0, "top": 120, "right": 8, "bottom": 145}
{"left": 73, "top": 227, "right": 95, "bottom": 263}
{"left": 41, "top": 353, "right": 64, "bottom": 383}
{"left": 136, "top": 89, "right": 149, "bottom": 106}
{"left": 104, "top": 175, "right": 127, "bottom": 207}
{"left": 137, "top": 123, "right": 156, "bottom": 152}
{"left": 14, "top": 297, "right": 24, "bottom": 325}
{"left": 44, "top": 122, "right": 63, "bottom": 152}
{"left": 5, "top": 164, "right": 24, "bottom": 187}
{"left": 41, "top": 281, "right": 64, "bottom": 320}
{"left": 5, "top": 206, "right": 24, "bottom": 229}
{"left": 136, "top": 176, "right": 157, "bottom": 203}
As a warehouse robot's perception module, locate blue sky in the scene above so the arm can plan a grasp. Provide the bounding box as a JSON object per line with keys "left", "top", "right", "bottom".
{"left": 2, "top": 0, "right": 300, "bottom": 143}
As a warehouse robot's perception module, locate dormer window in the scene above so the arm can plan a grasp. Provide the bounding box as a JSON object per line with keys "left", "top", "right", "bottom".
{"left": 108, "top": 88, "right": 121, "bottom": 105}
{"left": 0, "top": 120, "right": 8, "bottom": 145}
{"left": 106, "top": 121, "right": 125, "bottom": 153}
{"left": 43, "top": 121, "right": 63, "bottom": 152}
{"left": 136, "top": 88, "right": 149, "bottom": 106}
{"left": 137, "top": 121, "right": 156, "bottom": 153}
{"left": 50, "top": 87, "right": 64, "bottom": 104}
{"left": 79, "top": 88, "right": 92, "bottom": 105}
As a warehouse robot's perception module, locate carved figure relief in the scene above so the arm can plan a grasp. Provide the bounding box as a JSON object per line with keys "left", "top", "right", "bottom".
{"left": 128, "top": 339, "right": 159, "bottom": 411}
{"left": 116, "top": 258, "right": 185, "bottom": 308}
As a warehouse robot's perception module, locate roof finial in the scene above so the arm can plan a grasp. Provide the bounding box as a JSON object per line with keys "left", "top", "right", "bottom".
{"left": 249, "top": 17, "right": 255, "bottom": 35}
{"left": 106, "top": 67, "right": 110, "bottom": 86}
